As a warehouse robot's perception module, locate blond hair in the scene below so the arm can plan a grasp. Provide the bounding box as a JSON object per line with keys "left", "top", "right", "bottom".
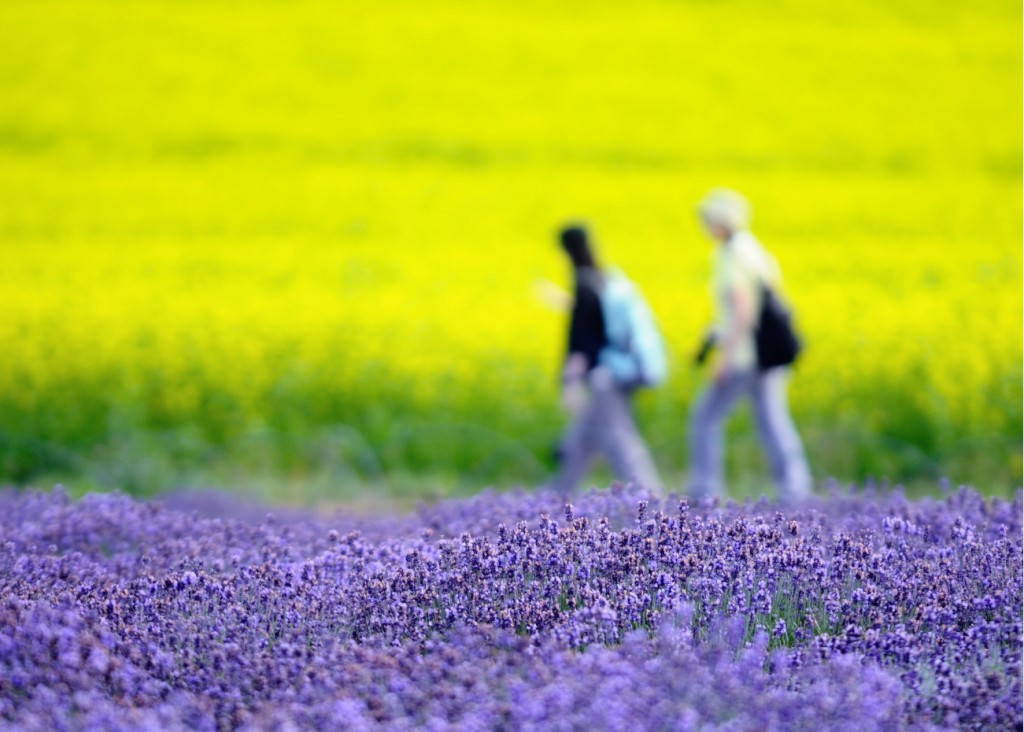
{"left": 697, "top": 188, "right": 751, "bottom": 232}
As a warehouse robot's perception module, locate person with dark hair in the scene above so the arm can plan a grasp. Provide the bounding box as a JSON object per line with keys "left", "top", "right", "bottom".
{"left": 546, "top": 224, "right": 664, "bottom": 497}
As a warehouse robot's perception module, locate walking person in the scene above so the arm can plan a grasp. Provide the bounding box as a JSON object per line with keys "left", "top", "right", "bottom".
{"left": 546, "top": 224, "right": 665, "bottom": 497}
{"left": 687, "top": 188, "right": 812, "bottom": 503}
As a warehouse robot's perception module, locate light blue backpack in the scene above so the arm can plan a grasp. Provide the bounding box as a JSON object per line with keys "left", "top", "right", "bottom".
{"left": 598, "top": 269, "right": 668, "bottom": 388}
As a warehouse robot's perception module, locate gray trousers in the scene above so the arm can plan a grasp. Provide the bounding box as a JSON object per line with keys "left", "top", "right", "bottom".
{"left": 548, "top": 372, "right": 662, "bottom": 496}
{"left": 687, "top": 367, "right": 812, "bottom": 502}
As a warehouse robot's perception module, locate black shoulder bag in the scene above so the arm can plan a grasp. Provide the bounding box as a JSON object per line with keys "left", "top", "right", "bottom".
{"left": 754, "top": 283, "right": 801, "bottom": 371}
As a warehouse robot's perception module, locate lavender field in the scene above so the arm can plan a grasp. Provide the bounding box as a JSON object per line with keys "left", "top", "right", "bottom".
{"left": 1, "top": 483, "right": 1020, "bottom": 731}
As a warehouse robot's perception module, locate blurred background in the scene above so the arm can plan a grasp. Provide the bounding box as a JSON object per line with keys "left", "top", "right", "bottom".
{"left": 0, "top": 0, "right": 1020, "bottom": 506}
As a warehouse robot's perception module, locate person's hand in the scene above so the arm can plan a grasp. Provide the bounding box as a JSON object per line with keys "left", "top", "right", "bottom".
{"left": 711, "top": 360, "right": 729, "bottom": 386}
{"left": 561, "top": 379, "right": 588, "bottom": 415}
{"left": 588, "top": 365, "right": 614, "bottom": 392}
{"left": 533, "top": 279, "right": 571, "bottom": 312}
{"left": 560, "top": 353, "right": 589, "bottom": 414}
{"left": 694, "top": 331, "right": 717, "bottom": 366}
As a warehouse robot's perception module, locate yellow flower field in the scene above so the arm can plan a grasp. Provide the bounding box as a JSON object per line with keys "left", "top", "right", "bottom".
{"left": 0, "top": 0, "right": 1019, "bottom": 499}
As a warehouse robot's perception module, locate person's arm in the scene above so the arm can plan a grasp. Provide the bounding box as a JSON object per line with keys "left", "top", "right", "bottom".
{"left": 561, "top": 280, "right": 605, "bottom": 411}
{"left": 533, "top": 279, "right": 572, "bottom": 312}
{"left": 566, "top": 284, "right": 605, "bottom": 365}
{"left": 713, "top": 283, "right": 755, "bottom": 382}
{"left": 560, "top": 352, "right": 588, "bottom": 414}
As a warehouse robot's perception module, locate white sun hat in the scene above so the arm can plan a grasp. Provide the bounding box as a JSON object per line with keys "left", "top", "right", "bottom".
{"left": 697, "top": 188, "right": 752, "bottom": 232}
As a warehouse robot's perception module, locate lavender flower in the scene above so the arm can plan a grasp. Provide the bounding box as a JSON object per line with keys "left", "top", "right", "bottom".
{"left": 0, "top": 483, "right": 1019, "bottom": 730}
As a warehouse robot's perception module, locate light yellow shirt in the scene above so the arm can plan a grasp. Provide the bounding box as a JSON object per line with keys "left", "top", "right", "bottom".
{"left": 710, "top": 231, "right": 782, "bottom": 370}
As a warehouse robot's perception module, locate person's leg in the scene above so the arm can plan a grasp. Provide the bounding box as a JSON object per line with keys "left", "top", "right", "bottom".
{"left": 751, "top": 368, "right": 813, "bottom": 502}
{"left": 546, "top": 392, "right": 599, "bottom": 497}
{"left": 686, "top": 370, "right": 751, "bottom": 500}
{"left": 751, "top": 373, "right": 787, "bottom": 488}
{"left": 594, "top": 377, "right": 663, "bottom": 495}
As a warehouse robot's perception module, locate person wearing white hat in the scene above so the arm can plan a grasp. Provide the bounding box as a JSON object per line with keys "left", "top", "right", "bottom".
{"left": 687, "top": 188, "right": 812, "bottom": 503}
